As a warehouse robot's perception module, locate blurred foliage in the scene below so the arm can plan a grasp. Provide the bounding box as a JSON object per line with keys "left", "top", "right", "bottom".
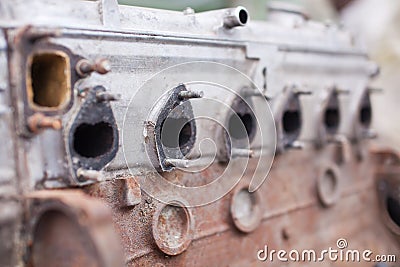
{"left": 117, "top": 0, "right": 273, "bottom": 20}
{"left": 117, "top": 0, "right": 229, "bottom": 13}
{"left": 117, "top": 0, "right": 336, "bottom": 21}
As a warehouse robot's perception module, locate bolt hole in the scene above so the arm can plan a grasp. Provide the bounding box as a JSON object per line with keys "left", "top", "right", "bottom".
{"left": 238, "top": 9, "right": 248, "bottom": 24}
{"left": 324, "top": 108, "right": 340, "bottom": 131}
{"left": 73, "top": 122, "right": 114, "bottom": 158}
{"left": 282, "top": 110, "right": 300, "bottom": 134}
{"left": 161, "top": 118, "right": 192, "bottom": 149}
{"left": 359, "top": 93, "right": 372, "bottom": 128}
{"left": 28, "top": 52, "right": 70, "bottom": 108}
{"left": 360, "top": 105, "right": 372, "bottom": 127}
{"left": 228, "top": 113, "right": 254, "bottom": 140}
{"left": 386, "top": 196, "right": 400, "bottom": 227}
{"left": 324, "top": 93, "right": 340, "bottom": 134}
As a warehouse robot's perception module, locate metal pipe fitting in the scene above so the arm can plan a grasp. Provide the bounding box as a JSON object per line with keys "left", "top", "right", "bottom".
{"left": 223, "top": 6, "right": 249, "bottom": 29}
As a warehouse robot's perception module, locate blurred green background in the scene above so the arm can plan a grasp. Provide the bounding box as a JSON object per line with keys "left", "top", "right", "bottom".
{"left": 117, "top": 0, "right": 337, "bottom": 21}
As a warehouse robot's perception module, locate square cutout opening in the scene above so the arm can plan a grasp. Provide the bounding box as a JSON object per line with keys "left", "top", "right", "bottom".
{"left": 27, "top": 51, "right": 71, "bottom": 109}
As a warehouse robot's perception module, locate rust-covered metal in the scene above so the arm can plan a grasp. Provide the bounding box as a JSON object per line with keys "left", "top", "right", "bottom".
{"left": 26, "top": 191, "right": 124, "bottom": 267}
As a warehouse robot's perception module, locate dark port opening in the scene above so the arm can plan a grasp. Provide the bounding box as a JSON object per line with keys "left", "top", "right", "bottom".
{"left": 359, "top": 93, "right": 372, "bottom": 128}
{"left": 282, "top": 110, "right": 301, "bottom": 134}
{"left": 161, "top": 117, "right": 192, "bottom": 149}
{"left": 387, "top": 196, "right": 400, "bottom": 227}
{"left": 73, "top": 122, "right": 114, "bottom": 158}
{"left": 239, "top": 9, "right": 248, "bottom": 24}
{"left": 228, "top": 113, "right": 254, "bottom": 140}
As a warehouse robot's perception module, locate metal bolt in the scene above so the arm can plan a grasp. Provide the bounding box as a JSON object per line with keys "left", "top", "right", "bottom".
{"left": 363, "top": 129, "right": 378, "bottom": 139}
{"left": 94, "top": 58, "right": 112, "bottom": 74}
{"left": 241, "top": 88, "right": 264, "bottom": 98}
{"left": 76, "top": 59, "right": 93, "bottom": 77}
{"left": 27, "top": 113, "right": 62, "bottom": 133}
{"left": 76, "top": 58, "right": 111, "bottom": 77}
{"left": 183, "top": 7, "right": 195, "bottom": 15}
{"left": 294, "top": 89, "right": 312, "bottom": 96}
{"left": 178, "top": 90, "right": 203, "bottom": 100}
{"left": 164, "top": 158, "right": 191, "bottom": 168}
{"left": 334, "top": 88, "right": 350, "bottom": 94}
{"left": 285, "top": 141, "right": 304, "bottom": 150}
{"left": 96, "top": 91, "right": 121, "bottom": 102}
{"left": 232, "top": 148, "right": 254, "bottom": 158}
{"left": 368, "top": 87, "right": 384, "bottom": 94}
{"left": 77, "top": 168, "right": 102, "bottom": 181}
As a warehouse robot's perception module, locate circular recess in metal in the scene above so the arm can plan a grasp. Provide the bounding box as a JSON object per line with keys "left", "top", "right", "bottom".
{"left": 152, "top": 201, "right": 194, "bottom": 255}
{"left": 230, "top": 186, "right": 262, "bottom": 233}
{"left": 317, "top": 163, "right": 341, "bottom": 207}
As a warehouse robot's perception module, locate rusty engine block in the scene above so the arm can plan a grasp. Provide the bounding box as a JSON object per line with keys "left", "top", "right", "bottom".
{"left": 0, "top": 0, "right": 399, "bottom": 266}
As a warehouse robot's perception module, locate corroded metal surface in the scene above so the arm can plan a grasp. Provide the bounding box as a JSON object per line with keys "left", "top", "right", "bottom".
{"left": 0, "top": 0, "right": 398, "bottom": 266}
{"left": 26, "top": 191, "right": 124, "bottom": 267}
